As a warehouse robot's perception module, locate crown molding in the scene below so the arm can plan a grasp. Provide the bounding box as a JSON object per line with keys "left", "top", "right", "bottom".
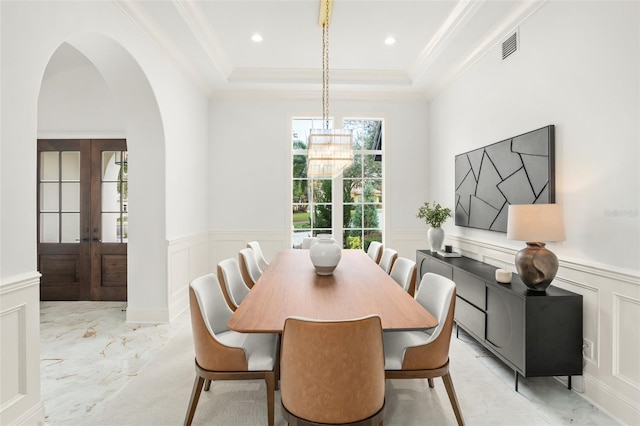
{"left": 409, "top": 0, "right": 484, "bottom": 81}
{"left": 228, "top": 68, "right": 412, "bottom": 86}
{"left": 209, "top": 89, "right": 427, "bottom": 102}
{"left": 174, "top": 0, "right": 234, "bottom": 79}
{"left": 114, "top": 0, "right": 214, "bottom": 93}
{"left": 425, "top": 0, "right": 548, "bottom": 100}
{"left": 114, "top": 0, "right": 549, "bottom": 100}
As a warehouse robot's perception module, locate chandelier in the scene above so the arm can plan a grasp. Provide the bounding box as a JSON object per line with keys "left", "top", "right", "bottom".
{"left": 307, "top": 0, "right": 353, "bottom": 178}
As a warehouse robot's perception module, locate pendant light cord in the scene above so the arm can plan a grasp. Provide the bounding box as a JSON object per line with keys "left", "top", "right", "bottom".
{"left": 322, "top": 0, "right": 330, "bottom": 130}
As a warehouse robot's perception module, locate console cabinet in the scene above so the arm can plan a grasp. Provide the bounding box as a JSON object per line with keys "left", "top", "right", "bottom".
{"left": 416, "top": 250, "right": 583, "bottom": 390}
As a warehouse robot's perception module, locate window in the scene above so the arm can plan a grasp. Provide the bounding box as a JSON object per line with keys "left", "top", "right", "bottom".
{"left": 291, "top": 118, "right": 383, "bottom": 250}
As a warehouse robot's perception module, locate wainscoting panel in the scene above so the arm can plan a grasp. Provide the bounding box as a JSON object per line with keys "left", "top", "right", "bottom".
{"left": 613, "top": 294, "right": 640, "bottom": 390}
{"left": 384, "top": 230, "right": 430, "bottom": 261}
{"left": 446, "top": 235, "right": 640, "bottom": 425}
{"left": 208, "top": 230, "right": 289, "bottom": 271}
{"left": 167, "top": 233, "right": 209, "bottom": 321}
{"left": 0, "top": 272, "right": 45, "bottom": 426}
{"left": 554, "top": 277, "right": 601, "bottom": 366}
{"left": 1, "top": 304, "right": 26, "bottom": 410}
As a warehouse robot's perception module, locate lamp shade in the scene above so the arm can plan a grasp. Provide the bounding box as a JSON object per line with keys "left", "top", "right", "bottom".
{"left": 507, "top": 204, "right": 566, "bottom": 242}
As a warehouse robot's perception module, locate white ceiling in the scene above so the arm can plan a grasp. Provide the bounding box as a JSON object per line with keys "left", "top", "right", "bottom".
{"left": 114, "top": 0, "right": 547, "bottom": 98}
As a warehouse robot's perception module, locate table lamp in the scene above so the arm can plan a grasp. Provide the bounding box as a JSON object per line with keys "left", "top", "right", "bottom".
{"left": 507, "top": 204, "right": 565, "bottom": 291}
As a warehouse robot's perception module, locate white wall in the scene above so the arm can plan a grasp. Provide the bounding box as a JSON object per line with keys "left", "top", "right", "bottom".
{"left": 1, "top": 1, "right": 209, "bottom": 424}
{"left": 38, "top": 43, "right": 124, "bottom": 136}
{"left": 207, "top": 94, "right": 430, "bottom": 266}
{"left": 429, "top": 2, "right": 640, "bottom": 424}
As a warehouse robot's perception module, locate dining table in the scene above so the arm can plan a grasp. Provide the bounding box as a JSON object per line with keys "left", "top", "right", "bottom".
{"left": 228, "top": 248, "right": 438, "bottom": 333}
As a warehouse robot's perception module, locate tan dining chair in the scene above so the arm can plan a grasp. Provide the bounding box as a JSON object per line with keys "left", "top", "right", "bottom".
{"left": 247, "top": 240, "right": 269, "bottom": 272}
{"left": 378, "top": 248, "right": 398, "bottom": 274}
{"left": 366, "top": 241, "right": 383, "bottom": 264}
{"left": 383, "top": 272, "right": 464, "bottom": 426}
{"left": 217, "top": 258, "right": 250, "bottom": 311}
{"left": 238, "top": 247, "right": 262, "bottom": 288}
{"left": 389, "top": 257, "right": 417, "bottom": 296}
{"left": 280, "top": 315, "right": 385, "bottom": 426}
{"left": 185, "top": 273, "right": 278, "bottom": 426}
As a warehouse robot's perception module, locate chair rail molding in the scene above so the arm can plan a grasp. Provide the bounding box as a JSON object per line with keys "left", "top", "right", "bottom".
{"left": 208, "top": 229, "right": 288, "bottom": 272}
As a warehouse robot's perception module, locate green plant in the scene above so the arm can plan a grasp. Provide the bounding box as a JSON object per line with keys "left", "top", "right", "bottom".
{"left": 347, "top": 236, "right": 361, "bottom": 249}
{"left": 417, "top": 202, "right": 452, "bottom": 228}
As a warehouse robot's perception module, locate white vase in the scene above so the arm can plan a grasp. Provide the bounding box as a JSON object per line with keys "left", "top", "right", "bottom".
{"left": 309, "top": 235, "right": 342, "bottom": 275}
{"left": 428, "top": 227, "right": 445, "bottom": 252}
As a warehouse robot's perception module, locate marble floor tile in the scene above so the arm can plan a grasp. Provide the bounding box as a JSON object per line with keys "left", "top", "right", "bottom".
{"left": 40, "top": 301, "right": 190, "bottom": 425}
{"left": 39, "top": 301, "right": 619, "bottom": 425}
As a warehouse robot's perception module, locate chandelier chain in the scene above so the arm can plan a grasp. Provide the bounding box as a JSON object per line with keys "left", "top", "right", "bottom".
{"left": 322, "top": 0, "right": 330, "bottom": 129}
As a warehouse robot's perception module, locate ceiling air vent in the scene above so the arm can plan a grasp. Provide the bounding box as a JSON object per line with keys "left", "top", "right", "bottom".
{"left": 502, "top": 31, "right": 518, "bottom": 60}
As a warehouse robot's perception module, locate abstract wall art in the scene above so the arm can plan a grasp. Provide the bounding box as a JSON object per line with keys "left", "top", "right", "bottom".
{"left": 454, "top": 125, "right": 555, "bottom": 232}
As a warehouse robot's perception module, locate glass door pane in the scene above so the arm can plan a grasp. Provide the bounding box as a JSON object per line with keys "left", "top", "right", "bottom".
{"left": 101, "top": 150, "right": 128, "bottom": 243}
{"left": 39, "top": 150, "right": 81, "bottom": 243}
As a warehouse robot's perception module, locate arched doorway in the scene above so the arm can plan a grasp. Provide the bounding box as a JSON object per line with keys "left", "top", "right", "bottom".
{"left": 38, "top": 35, "right": 168, "bottom": 318}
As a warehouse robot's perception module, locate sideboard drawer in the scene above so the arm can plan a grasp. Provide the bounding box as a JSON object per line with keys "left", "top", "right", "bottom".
{"left": 423, "top": 256, "right": 453, "bottom": 280}
{"left": 455, "top": 296, "right": 485, "bottom": 339}
{"left": 453, "top": 269, "right": 486, "bottom": 310}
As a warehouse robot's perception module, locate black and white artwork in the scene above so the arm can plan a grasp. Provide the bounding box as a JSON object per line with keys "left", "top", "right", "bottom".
{"left": 454, "top": 125, "right": 555, "bottom": 232}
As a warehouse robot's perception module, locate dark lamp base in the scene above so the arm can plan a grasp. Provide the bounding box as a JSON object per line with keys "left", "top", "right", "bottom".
{"left": 514, "top": 242, "right": 559, "bottom": 292}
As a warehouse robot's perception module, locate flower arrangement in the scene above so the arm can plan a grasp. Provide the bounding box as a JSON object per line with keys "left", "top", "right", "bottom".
{"left": 417, "top": 202, "right": 452, "bottom": 228}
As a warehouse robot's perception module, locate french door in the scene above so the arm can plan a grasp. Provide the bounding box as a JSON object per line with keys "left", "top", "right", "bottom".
{"left": 37, "top": 139, "right": 128, "bottom": 301}
{"left": 292, "top": 118, "right": 383, "bottom": 250}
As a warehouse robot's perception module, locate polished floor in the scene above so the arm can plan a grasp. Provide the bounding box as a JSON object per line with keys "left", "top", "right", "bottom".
{"left": 40, "top": 301, "right": 620, "bottom": 425}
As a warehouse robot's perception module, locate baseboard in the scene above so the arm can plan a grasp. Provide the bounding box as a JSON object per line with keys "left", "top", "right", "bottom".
{"left": 580, "top": 374, "right": 640, "bottom": 425}
{"left": 125, "top": 307, "right": 170, "bottom": 324}
{"left": 168, "top": 288, "right": 189, "bottom": 322}
{"left": 3, "top": 401, "right": 45, "bottom": 426}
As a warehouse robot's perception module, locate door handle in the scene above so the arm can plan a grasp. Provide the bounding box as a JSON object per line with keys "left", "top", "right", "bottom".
{"left": 82, "top": 238, "right": 89, "bottom": 242}
{"left": 92, "top": 238, "right": 101, "bottom": 242}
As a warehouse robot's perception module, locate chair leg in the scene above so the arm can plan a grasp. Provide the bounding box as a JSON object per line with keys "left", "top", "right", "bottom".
{"left": 428, "top": 378, "right": 435, "bottom": 388}
{"left": 184, "top": 375, "right": 205, "bottom": 426}
{"left": 275, "top": 336, "right": 281, "bottom": 391}
{"left": 203, "top": 379, "right": 211, "bottom": 391}
{"left": 265, "top": 371, "right": 275, "bottom": 426}
{"left": 442, "top": 372, "right": 464, "bottom": 426}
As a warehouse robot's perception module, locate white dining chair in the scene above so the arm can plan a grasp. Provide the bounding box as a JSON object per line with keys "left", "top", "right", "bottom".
{"left": 239, "top": 248, "right": 262, "bottom": 288}
{"left": 379, "top": 248, "right": 398, "bottom": 274}
{"left": 389, "top": 257, "right": 417, "bottom": 296}
{"left": 366, "top": 241, "right": 383, "bottom": 263}
{"left": 217, "top": 258, "right": 251, "bottom": 311}
{"left": 247, "top": 241, "right": 269, "bottom": 272}
{"left": 301, "top": 237, "right": 316, "bottom": 249}
{"left": 185, "top": 273, "right": 278, "bottom": 426}
{"left": 383, "top": 273, "right": 463, "bottom": 425}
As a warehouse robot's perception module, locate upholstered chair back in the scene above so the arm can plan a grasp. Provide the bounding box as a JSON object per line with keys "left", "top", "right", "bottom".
{"left": 366, "top": 241, "right": 383, "bottom": 263}
{"left": 280, "top": 315, "right": 385, "bottom": 424}
{"left": 389, "top": 257, "right": 417, "bottom": 294}
{"left": 189, "top": 274, "right": 248, "bottom": 371}
{"left": 402, "top": 273, "right": 456, "bottom": 370}
{"left": 217, "top": 258, "right": 250, "bottom": 310}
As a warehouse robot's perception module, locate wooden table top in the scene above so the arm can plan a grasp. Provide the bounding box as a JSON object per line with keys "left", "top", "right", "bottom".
{"left": 227, "top": 249, "right": 438, "bottom": 333}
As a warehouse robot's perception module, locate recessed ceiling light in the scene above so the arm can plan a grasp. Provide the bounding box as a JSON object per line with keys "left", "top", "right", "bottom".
{"left": 384, "top": 36, "right": 396, "bottom": 45}
{"left": 251, "top": 33, "right": 263, "bottom": 43}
